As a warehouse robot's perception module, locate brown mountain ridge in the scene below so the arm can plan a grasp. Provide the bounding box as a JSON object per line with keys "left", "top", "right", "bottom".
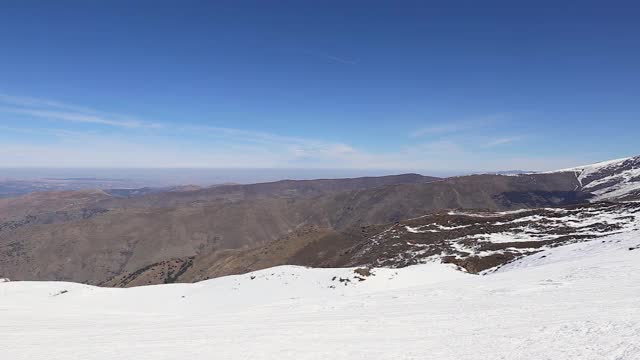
{"left": 3, "top": 157, "right": 638, "bottom": 286}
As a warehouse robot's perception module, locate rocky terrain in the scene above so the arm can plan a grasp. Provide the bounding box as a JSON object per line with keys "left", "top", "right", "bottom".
{"left": 1, "top": 156, "right": 639, "bottom": 285}
{"left": 2, "top": 229, "right": 640, "bottom": 360}
{"left": 104, "top": 200, "right": 640, "bottom": 286}
{"left": 347, "top": 201, "right": 640, "bottom": 272}
{"left": 552, "top": 156, "right": 640, "bottom": 201}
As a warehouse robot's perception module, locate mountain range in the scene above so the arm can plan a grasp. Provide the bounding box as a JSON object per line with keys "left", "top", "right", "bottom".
{"left": 1, "top": 156, "right": 639, "bottom": 285}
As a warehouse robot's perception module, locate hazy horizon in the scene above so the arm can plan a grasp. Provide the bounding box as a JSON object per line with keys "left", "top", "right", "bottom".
{"left": 0, "top": 167, "right": 467, "bottom": 187}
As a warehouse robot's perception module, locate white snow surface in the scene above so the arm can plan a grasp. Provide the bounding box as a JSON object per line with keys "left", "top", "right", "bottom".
{"left": 554, "top": 157, "right": 633, "bottom": 174}
{"left": 2, "top": 232, "right": 640, "bottom": 359}
{"left": 551, "top": 156, "right": 640, "bottom": 201}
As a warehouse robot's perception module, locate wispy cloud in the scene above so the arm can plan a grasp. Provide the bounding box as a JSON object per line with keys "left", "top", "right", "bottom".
{"left": 184, "top": 125, "right": 361, "bottom": 165}
{"left": 485, "top": 136, "right": 523, "bottom": 147}
{"left": 410, "top": 114, "right": 507, "bottom": 138}
{"left": 0, "top": 124, "right": 97, "bottom": 138}
{"left": 183, "top": 126, "right": 315, "bottom": 146}
{"left": 0, "top": 94, "right": 576, "bottom": 171}
{"left": 305, "top": 51, "right": 359, "bottom": 65}
{"left": 0, "top": 107, "right": 161, "bottom": 128}
{"left": 410, "top": 122, "right": 472, "bottom": 137}
{"left": 0, "top": 94, "right": 95, "bottom": 113}
{"left": 0, "top": 94, "right": 162, "bottom": 129}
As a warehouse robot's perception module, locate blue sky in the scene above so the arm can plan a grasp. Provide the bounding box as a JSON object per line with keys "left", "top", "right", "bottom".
{"left": 0, "top": 0, "right": 639, "bottom": 171}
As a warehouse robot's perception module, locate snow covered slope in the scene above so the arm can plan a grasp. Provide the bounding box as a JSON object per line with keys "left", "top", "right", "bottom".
{"left": 2, "top": 230, "right": 640, "bottom": 359}
{"left": 554, "top": 155, "right": 640, "bottom": 201}
{"left": 345, "top": 201, "right": 640, "bottom": 273}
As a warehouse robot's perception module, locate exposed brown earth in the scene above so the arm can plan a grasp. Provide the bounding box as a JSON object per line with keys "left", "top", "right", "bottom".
{"left": 98, "top": 173, "right": 441, "bottom": 209}
{"left": 108, "top": 201, "right": 640, "bottom": 286}
{"left": 0, "top": 167, "right": 633, "bottom": 286}
{"left": 0, "top": 189, "right": 110, "bottom": 220}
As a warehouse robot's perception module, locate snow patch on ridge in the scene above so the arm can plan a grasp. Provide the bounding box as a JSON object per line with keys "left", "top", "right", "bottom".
{"left": 550, "top": 156, "right": 640, "bottom": 201}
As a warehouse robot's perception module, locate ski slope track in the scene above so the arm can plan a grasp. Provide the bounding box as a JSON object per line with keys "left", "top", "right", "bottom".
{"left": 1, "top": 227, "right": 640, "bottom": 359}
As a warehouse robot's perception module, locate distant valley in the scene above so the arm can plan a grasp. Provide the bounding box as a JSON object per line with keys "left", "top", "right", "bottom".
{"left": 0, "top": 156, "right": 638, "bottom": 286}
{"left": 0, "top": 177, "right": 145, "bottom": 198}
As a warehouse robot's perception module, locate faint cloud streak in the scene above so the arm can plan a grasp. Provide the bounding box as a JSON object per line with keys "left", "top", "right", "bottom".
{"left": 305, "top": 51, "right": 359, "bottom": 65}
{"left": 0, "top": 94, "right": 162, "bottom": 129}
{"left": 410, "top": 114, "right": 508, "bottom": 138}
{"left": 485, "top": 136, "right": 523, "bottom": 147}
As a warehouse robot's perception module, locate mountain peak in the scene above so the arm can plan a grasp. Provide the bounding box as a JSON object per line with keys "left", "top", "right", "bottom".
{"left": 552, "top": 155, "right": 640, "bottom": 201}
